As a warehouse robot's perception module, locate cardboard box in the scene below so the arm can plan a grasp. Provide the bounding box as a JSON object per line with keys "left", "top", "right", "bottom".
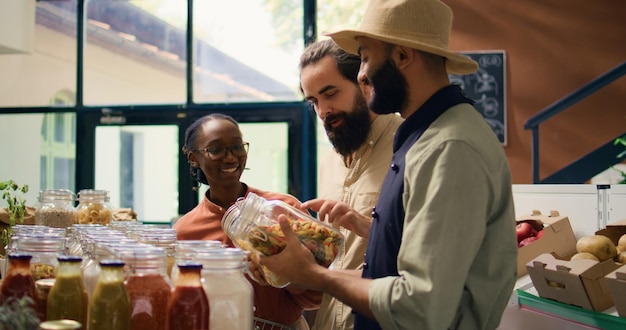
{"left": 595, "top": 218, "right": 626, "bottom": 245}
{"left": 597, "top": 219, "right": 626, "bottom": 317}
{"left": 605, "top": 264, "right": 626, "bottom": 317}
{"left": 526, "top": 252, "right": 621, "bottom": 311}
{"left": 516, "top": 210, "right": 577, "bottom": 276}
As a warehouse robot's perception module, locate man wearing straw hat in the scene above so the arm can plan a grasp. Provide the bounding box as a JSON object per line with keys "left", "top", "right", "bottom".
{"left": 260, "top": 0, "right": 517, "bottom": 329}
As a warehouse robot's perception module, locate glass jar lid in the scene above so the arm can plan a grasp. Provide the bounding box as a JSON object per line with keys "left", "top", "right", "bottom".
{"left": 15, "top": 234, "right": 65, "bottom": 252}
{"left": 38, "top": 189, "right": 75, "bottom": 202}
{"left": 77, "top": 189, "right": 110, "bottom": 201}
{"left": 193, "top": 247, "right": 248, "bottom": 270}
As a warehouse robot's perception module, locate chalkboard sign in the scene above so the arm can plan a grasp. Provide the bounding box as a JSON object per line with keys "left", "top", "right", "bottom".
{"left": 449, "top": 51, "right": 507, "bottom": 145}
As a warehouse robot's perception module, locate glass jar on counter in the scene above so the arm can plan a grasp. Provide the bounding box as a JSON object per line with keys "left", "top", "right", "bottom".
{"left": 34, "top": 189, "right": 76, "bottom": 228}
{"left": 15, "top": 234, "right": 66, "bottom": 281}
{"left": 65, "top": 224, "right": 106, "bottom": 256}
{"left": 195, "top": 248, "right": 253, "bottom": 330}
{"left": 116, "top": 247, "right": 172, "bottom": 330}
{"left": 222, "top": 192, "right": 345, "bottom": 287}
{"left": 170, "top": 240, "right": 223, "bottom": 283}
{"left": 136, "top": 230, "right": 177, "bottom": 279}
{"left": 82, "top": 239, "right": 137, "bottom": 299}
{"left": 7, "top": 225, "right": 66, "bottom": 255}
{"left": 75, "top": 189, "right": 114, "bottom": 226}
{"left": 35, "top": 278, "right": 55, "bottom": 322}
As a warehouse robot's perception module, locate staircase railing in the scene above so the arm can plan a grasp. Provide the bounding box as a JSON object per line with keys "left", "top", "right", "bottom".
{"left": 524, "top": 61, "right": 626, "bottom": 183}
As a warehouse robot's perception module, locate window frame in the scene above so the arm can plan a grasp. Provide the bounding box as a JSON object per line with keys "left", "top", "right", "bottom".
{"left": 0, "top": 0, "right": 319, "bottom": 213}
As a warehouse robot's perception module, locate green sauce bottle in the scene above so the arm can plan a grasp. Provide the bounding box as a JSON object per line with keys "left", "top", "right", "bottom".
{"left": 46, "top": 255, "right": 88, "bottom": 326}
{"left": 88, "top": 260, "right": 130, "bottom": 330}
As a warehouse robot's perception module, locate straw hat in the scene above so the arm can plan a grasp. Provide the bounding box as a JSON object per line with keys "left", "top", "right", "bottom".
{"left": 324, "top": 0, "right": 478, "bottom": 75}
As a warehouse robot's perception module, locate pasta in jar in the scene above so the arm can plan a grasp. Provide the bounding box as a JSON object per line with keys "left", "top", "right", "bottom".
{"left": 75, "top": 190, "right": 114, "bottom": 225}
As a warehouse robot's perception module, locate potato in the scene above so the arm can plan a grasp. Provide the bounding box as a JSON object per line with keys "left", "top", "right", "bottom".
{"left": 576, "top": 235, "right": 617, "bottom": 262}
{"left": 616, "top": 251, "right": 626, "bottom": 264}
{"left": 570, "top": 252, "right": 600, "bottom": 262}
{"left": 618, "top": 234, "right": 626, "bottom": 252}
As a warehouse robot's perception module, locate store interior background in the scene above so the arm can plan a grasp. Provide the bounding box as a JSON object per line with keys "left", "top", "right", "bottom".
{"left": 0, "top": 0, "right": 624, "bottom": 223}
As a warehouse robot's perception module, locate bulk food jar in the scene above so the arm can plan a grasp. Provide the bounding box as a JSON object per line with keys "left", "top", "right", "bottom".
{"left": 75, "top": 189, "right": 114, "bottom": 225}
{"left": 15, "top": 234, "right": 66, "bottom": 281}
{"left": 195, "top": 248, "right": 253, "bottom": 330}
{"left": 34, "top": 189, "right": 76, "bottom": 228}
{"left": 222, "top": 192, "right": 344, "bottom": 288}
{"left": 116, "top": 247, "right": 172, "bottom": 330}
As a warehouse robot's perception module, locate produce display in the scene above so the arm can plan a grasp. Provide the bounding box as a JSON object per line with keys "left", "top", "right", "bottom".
{"left": 571, "top": 234, "right": 621, "bottom": 262}
{"left": 247, "top": 217, "right": 343, "bottom": 267}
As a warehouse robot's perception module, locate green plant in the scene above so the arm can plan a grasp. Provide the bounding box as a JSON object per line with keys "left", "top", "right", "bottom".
{"left": 613, "top": 167, "right": 626, "bottom": 184}
{"left": 1, "top": 180, "right": 29, "bottom": 251}
{"left": 615, "top": 135, "right": 626, "bottom": 159}
{"left": 615, "top": 135, "right": 626, "bottom": 184}
{"left": 0, "top": 296, "right": 40, "bottom": 330}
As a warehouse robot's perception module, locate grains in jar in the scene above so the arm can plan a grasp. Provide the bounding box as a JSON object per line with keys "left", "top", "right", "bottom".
{"left": 35, "top": 189, "right": 76, "bottom": 229}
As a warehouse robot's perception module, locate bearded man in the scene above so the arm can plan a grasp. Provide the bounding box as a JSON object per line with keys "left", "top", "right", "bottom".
{"left": 298, "top": 39, "right": 403, "bottom": 330}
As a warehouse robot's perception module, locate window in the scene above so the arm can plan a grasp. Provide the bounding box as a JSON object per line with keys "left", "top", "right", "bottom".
{"left": 0, "top": 0, "right": 316, "bottom": 213}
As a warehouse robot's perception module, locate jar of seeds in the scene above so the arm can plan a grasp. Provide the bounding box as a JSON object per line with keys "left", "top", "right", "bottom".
{"left": 35, "top": 189, "right": 76, "bottom": 228}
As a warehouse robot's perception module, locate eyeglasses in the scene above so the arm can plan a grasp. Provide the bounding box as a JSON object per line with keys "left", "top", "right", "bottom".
{"left": 194, "top": 143, "right": 249, "bottom": 160}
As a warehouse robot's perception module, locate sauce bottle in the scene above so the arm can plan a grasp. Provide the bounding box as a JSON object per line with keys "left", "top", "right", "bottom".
{"left": 167, "top": 262, "right": 210, "bottom": 330}
{"left": 0, "top": 253, "right": 37, "bottom": 306}
{"left": 46, "top": 255, "right": 88, "bottom": 326}
{"left": 88, "top": 260, "right": 131, "bottom": 330}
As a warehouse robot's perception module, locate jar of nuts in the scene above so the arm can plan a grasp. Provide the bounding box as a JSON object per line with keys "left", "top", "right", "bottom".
{"left": 35, "top": 189, "right": 76, "bottom": 228}
{"left": 75, "top": 190, "right": 114, "bottom": 226}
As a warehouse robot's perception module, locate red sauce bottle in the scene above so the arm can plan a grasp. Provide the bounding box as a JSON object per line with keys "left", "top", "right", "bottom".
{"left": 167, "top": 262, "right": 209, "bottom": 330}
{"left": 0, "top": 253, "right": 37, "bottom": 306}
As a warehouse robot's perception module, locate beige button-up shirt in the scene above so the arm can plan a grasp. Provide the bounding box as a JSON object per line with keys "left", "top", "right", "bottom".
{"left": 313, "top": 114, "right": 403, "bottom": 330}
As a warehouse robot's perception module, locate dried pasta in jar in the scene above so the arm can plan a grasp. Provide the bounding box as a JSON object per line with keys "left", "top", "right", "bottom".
{"left": 75, "top": 190, "right": 114, "bottom": 225}
{"left": 222, "top": 192, "right": 344, "bottom": 288}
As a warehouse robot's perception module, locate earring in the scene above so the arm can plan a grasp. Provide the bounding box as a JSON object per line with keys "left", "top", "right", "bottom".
{"left": 190, "top": 162, "right": 198, "bottom": 167}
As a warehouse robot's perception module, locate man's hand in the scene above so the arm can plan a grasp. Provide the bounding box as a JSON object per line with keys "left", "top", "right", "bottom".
{"left": 301, "top": 199, "right": 372, "bottom": 238}
{"left": 258, "top": 214, "right": 325, "bottom": 290}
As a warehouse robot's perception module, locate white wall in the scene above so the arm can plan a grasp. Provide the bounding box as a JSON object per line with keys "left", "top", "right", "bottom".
{"left": 0, "top": 114, "right": 44, "bottom": 207}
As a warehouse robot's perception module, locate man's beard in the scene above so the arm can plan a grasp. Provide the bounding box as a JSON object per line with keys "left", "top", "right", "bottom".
{"left": 368, "top": 57, "right": 409, "bottom": 115}
{"left": 324, "top": 92, "right": 371, "bottom": 156}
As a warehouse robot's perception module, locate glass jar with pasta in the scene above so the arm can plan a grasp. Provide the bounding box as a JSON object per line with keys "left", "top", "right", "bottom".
{"left": 222, "top": 192, "right": 344, "bottom": 288}
{"left": 75, "top": 190, "right": 114, "bottom": 225}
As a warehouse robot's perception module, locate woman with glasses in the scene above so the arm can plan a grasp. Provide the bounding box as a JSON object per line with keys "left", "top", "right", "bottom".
{"left": 174, "top": 113, "right": 320, "bottom": 330}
